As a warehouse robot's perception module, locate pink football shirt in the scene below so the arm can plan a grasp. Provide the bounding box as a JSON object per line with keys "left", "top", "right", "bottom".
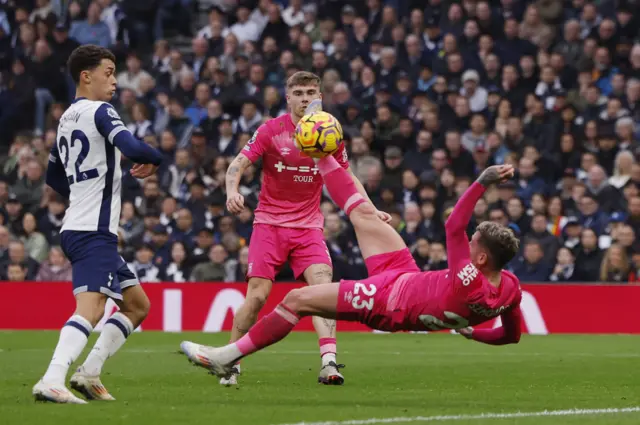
{"left": 241, "top": 113, "right": 349, "bottom": 229}
{"left": 386, "top": 183, "right": 523, "bottom": 335}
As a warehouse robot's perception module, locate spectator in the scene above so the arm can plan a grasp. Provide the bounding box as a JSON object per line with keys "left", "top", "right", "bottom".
{"left": 4, "top": 194, "right": 24, "bottom": 236}
{"left": 0, "top": 240, "right": 40, "bottom": 280}
{"left": 599, "top": 244, "right": 631, "bottom": 283}
{"left": 35, "top": 246, "right": 72, "bottom": 281}
{"left": 233, "top": 246, "right": 250, "bottom": 282}
{"left": 20, "top": 212, "right": 48, "bottom": 263}
{"left": 573, "top": 228, "right": 604, "bottom": 282}
{"left": 13, "top": 159, "right": 44, "bottom": 209}
{"left": 577, "top": 193, "right": 609, "bottom": 236}
{"left": 69, "top": 2, "right": 111, "bottom": 48}
{"left": 119, "top": 201, "right": 145, "bottom": 246}
{"left": 161, "top": 241, "right": 192, "bottom": 282}
{"left": 38, "top": 193, "right": 65, "bottom": 245}
{"left": 511, "top": 239, "right": 553, "bottom": 282}
{"left": 549, "top": 247, "right": 577, "bottom": 282}
{"left": 170, "top": 208, "right": 196, "bottom": 248}
{"left": 127, "top": 103, "right": 154, "bottom": 140}
{"left": 227, "top": 3, "right": 260, "bottom": 44}
{"left": 412, "top": 237, "right": 430, "bottom": 271}
{"left": 6, "top": 262, "right": 28, "bottom": 281}
{"left": 117, "top": 53, "right": 152, "bottom": 96}
{"left": 150, "top": 224, "right": 171, "bottom": 269}
{"left": 460, "top": 70, "right": 488, "bottom": 113}
{"left": 586, "top": 165, "right": 623, "bottom": 213}
{"left": 527, "top": 213, "right": 560, "bottom": 264}
{"left": 190, "top": 244, "right": 234, "bottom": 282}
{"left": 129, "top": 244, "right": 161, "bottom": 283}
{"left": 608, "top": 150, "right": 635, "bottom": 190}
{"left": 425, "top": 242, "right": 447, "bottom": 271}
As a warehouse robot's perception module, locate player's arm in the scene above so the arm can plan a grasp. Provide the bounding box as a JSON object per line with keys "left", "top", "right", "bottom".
{"left": 94, "top": 103, "right": 163, "bottom": 166}
{"left": 458, "top": 305, "right": 523, "bottom": 345}
{"left": 45, "top": 145, "right": 70, "bottom": 199}
{"left": 445, "top": 165, "right": 514, "bottom": 266}
{"left": 225, "top": 153, "right": 253, "bottom": 213}
{"left": 227, "top": 125, "right": 269, "bottom": 213}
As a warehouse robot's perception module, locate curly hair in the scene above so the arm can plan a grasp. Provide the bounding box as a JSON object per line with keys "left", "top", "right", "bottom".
{"left": 476, "top": 221, "right": 520, "bottom": 270}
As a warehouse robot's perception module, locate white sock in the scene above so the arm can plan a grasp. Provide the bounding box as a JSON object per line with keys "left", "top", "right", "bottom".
{"left": 322, "top": 353, "right": 337, "bottom": 366}
{"left": 82, "top": 312, "right": 134, "bottom": 376}
{"left": 217, "top": 343, "right": 244, "bottom": 365}
{"left": 42, "top": 315, "right": 93, "bottom": 384}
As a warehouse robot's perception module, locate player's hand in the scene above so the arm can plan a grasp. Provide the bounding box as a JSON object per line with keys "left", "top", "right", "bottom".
{"left": 130, "top": 163, "right": 159, "bottom": 179}
{"left": 457, "top": 327, "right": 474, "bottom": 339}
{"left": 477, "top": 165, "right": 515, "bottom": 187}
{"left": 227, "top": 192, "right": 245, "bottom": 214}
{"left": 376, "top": 209, "right": 392, "bottom": 223}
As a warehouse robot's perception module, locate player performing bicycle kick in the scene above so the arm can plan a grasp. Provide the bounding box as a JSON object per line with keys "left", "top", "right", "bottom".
{"left": 180, "top": 156, "right": 523, "bottom": 380}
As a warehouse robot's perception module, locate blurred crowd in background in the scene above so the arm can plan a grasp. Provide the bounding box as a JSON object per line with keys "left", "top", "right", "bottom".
{"left": 1, "top": 0, "right": 640, "bottom": 284}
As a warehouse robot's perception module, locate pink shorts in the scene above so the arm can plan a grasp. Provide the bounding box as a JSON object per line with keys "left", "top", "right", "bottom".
{"left": 247, "top": 224, "right": 331, "bottom": 281}
{"left": 336, "top": 248, "right": 419, "bottom": 330}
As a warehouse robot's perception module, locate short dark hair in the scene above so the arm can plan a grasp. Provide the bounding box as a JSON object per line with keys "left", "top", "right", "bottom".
{"left": 8, "top": 262, "right": 25, "bottom": 271}
{"left": 476, "top": 221, "right": 520, "bottom": 270}
{"left": 67, "top": 45, "right": 116, "bottom": 84}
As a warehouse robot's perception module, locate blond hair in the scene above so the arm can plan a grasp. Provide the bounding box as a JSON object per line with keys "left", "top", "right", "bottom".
{"left": 476, "top": 221, "right": 520, "bottom": 269}
{"left": 600, "top": 243, "right": 630, "bottom": 281}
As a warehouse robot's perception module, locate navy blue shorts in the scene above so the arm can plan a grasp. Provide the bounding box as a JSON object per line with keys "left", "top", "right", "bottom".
{"left": 61, "top": 230, "right": 139, "bottom": 301}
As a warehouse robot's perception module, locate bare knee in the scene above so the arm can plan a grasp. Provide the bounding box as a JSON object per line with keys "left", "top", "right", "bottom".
{"left": 119, "top": 286, "right": 151, "bottom": 327}
{"left": 282, "top": 288, "right": 315, "bottom": 316}
{"left": 74, "top": 293, "right": 107, "bottom": 327}
{"left": 245, "top": 278, "right": 272, "bottom": 310}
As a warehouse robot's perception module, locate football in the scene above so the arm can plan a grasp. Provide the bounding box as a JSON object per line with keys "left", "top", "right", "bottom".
{"left": 294, "top": 111, "right": 343, "bottom": 158}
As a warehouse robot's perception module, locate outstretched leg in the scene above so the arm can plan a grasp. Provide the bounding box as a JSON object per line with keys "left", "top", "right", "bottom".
{"left": 180, "top": 283, "right": 340, "bottom": 377}
{"left": 317, "top": 156, "right": 407, "bottom": 261}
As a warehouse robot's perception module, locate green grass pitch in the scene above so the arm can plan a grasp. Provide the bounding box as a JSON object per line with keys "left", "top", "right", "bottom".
{"left": 1, "top": 331, "right": 639, "bottom": 425}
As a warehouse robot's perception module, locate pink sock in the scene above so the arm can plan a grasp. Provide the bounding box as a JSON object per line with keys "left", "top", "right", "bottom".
{"left": 319, "top": 337, "right": 337, "bottom": 358}
{"left": 317, "top": 156, "right": 366, "bottom": 215}
{"left": 234, "top": 304, "right": 300, "bottom": 357}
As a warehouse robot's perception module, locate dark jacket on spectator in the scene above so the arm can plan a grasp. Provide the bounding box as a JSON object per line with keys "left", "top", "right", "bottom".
{"left": 510, "top": 256, "right": 554, "bottom": 282}
{"left": 573, "top": 247, "right": 604, "bottom": 282}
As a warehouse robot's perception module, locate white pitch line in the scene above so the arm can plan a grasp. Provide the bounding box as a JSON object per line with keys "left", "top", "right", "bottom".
{"left": 274, "top": 407, "right": 640, "bottom": 425}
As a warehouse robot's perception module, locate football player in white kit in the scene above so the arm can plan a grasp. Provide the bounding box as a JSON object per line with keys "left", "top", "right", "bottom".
{"left": 33, "top": 45, "right": 164, "bottom": 404}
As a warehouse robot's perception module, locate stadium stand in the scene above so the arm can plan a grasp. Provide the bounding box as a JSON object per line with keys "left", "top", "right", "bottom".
{"left": 1, "top": 0, "right": 640, "bottom": 284}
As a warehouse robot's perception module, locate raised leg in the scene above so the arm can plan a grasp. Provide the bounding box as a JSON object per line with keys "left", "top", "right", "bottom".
{"left": 317, "top": 156, "right": 407, "bottom": 260}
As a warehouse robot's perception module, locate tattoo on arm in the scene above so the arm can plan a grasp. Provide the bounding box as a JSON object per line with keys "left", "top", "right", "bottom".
{"left": 226, "top": 155, "right": 251, "bottom": 191}
{"left": 476, "top": 167, "right": 501, "bottom": 188}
